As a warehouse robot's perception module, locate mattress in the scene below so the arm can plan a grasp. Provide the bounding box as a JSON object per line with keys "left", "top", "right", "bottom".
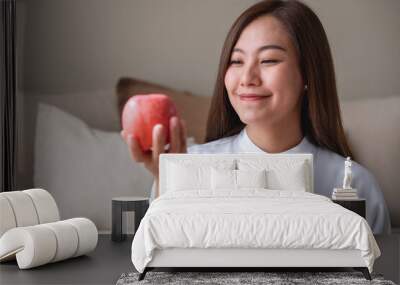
{"left": 131, "top": 189, "right": 380, "bottom": 273}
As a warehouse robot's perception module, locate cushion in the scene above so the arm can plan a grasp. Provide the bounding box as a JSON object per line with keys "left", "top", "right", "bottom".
{"left": 34, "top": 103, "right": 154, "bottom": 231}
{"left": 0, "top": 218, "right": 97, "bottom": 269}
{"left": 236, "top": 169, "right": 267, "bottom": 189}
{"left": 237, "top": 159, "right": 309, "bottom": 192}
{"left": 115, "top": 77, "right": 211, "bottom": 143}
{"left": 211, "top": 168, "right": 236, "bottom": 190}
{"left": 22, "top": 189, "right": 60, "bottom": 224}
{"left": 0, "top": 196, "right": 16, "bottom": 237}
{"left": 0, "top": 191, "right": 40, "bottom": 228}
{"left": 267, "top": 164, "right": 307, "bottom": 191}
{"left": 0, "top": 189, "right": 60, "bottom": 238}
{"left": 42, "top": 221, "right": 78, "bottom": 262}
{"left": 211, "top": 168, "right": 267, "bottom": 190}
{"left": 62, "top": 218, "right": 98, "bottom": 257}
{"left": 167, "top": 163, "right": 211, "bottom": 191}
{"left": 166, "top": 160, "right": 235, "bottom": 192}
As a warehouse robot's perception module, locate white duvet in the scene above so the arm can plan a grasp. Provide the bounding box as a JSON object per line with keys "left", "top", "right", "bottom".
{"left": 131, "top": 189, "right": 380, "bottom": 273}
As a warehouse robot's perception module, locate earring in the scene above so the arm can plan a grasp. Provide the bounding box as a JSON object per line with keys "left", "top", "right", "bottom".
{"left": 304, "top": 85, "right": 308, "bottom": 91}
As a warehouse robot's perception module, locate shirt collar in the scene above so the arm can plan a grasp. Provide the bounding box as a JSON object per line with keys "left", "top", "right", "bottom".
{"left": 236, "top": 127, "right": 315, "bottom": 154}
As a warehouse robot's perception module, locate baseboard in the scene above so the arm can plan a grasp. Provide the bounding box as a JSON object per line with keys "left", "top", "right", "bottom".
{"left": 98, "top": 212, "right": 136, "bottom": 235}
{"left": 98, "top": 230, "right": 135, "bottom": 235}
{"left": 391, "top": 227, "right": 400, "bottom": 234}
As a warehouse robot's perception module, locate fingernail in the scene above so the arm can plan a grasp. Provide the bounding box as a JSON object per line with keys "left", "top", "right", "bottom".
{"left": 172, "top": 117, "right": 179, "bottom": 127}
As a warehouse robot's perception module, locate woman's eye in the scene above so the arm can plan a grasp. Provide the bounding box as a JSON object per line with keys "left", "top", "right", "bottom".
{"left": 229, "top": 59, "right": 279, "bottom": 65}
{"left": 261, "top": 60, "right": 279, "bottom": 64}
{"left": 229, "top": 60, "right": 242, "bottom": 65}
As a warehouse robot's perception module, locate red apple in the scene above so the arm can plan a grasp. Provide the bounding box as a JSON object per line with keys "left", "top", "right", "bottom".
{"left": 122, "top": 94, "right": 178, "bottom": 151}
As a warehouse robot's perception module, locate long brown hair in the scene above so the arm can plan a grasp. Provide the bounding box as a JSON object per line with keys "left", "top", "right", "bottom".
{"left": 205, "top": 0, "right": 353, "bottom": 158}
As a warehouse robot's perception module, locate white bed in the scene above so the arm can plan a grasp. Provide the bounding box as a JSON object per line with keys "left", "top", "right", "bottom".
{"left": 131, "top": 153, "right": 380, "bottom": 280}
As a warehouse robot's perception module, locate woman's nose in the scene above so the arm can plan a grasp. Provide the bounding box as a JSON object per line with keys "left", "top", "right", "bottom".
{"left": 240, "top": 63, "right": 261, "bottom": 86}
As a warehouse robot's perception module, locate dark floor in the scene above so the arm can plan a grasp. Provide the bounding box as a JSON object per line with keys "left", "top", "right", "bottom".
{"left": 1, "top": 234, "right": 399, "bottom": 285}
{"left": 0, "top": 235, "right": 134, "bottom": 285}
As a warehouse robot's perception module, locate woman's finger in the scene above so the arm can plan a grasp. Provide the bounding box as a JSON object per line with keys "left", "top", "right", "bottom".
{"left": 152, "top": 124, "right": 166, "bottom": 170}
{"left": 180, "top": 119, "right": 187, "bottom": 153}
{"left": 120, "top": 130, "right": 126, "bottom": 141}
{"left": 128, "top": 135, "right": 146, "bottom": 163}
{"left": 169, "top": 116, "right": 181, "bottom": 153}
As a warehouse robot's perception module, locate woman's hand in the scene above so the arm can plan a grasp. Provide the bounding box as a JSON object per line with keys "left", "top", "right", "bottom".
{"left": 121, "top": 116, "right": 187, "bottom": 195}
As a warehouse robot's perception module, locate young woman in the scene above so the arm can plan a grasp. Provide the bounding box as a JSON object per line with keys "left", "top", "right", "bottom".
{"left": 121, "top": 0, "right": 391, "bottom": 234}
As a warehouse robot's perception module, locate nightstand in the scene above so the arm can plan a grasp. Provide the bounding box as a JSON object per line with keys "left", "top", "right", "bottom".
{"left": 112, "top": 196, "right": 149, "bottom": 242}
{"left": 332, "top": 198, "right": 366, "bottom": 218}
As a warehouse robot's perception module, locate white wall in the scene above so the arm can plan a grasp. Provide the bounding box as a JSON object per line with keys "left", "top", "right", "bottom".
{"left": 303, "top": 0, "right": 400, "bottom": 99}
{"left": 19, "top": 0, "right": 259, "bottom": 96}
{"left": 19, "top": 0, "right": 400, "bottom": 99}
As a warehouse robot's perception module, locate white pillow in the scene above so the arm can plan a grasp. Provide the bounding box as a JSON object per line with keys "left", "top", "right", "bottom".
{"left": 166, "top": 160, "right": 235, "bottom": 191}
{"left": 236, "top": 169, "right": 267, "bottom": 189}
{"left": 34, "top": 103, "right": 155, "bottom": 231}
{"left": 167, "top": 163, "right": 210, "bottom": 191}
{"left": 237, "top": 159, "right": 308, "bottom": 192}
{"left": 211, "top": 168, "right": 236, "bottom": 190}
{"left": 211, "top": 168, "right": 267, "bottom": 190}
{"left": 267, "top": 163, "right": 307, "bottom": 191}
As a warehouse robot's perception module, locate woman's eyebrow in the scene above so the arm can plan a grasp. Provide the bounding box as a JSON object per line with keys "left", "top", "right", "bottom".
{"left": 232, "top": 44, "right": 287, "bottom": 54}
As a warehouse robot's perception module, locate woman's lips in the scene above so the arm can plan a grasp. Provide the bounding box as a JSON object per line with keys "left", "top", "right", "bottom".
{"left": 239, "top": 95, "right": 271, "bottom": 101}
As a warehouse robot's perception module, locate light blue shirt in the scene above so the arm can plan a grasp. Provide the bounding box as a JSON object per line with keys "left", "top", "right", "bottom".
{"left": 186, "top": 128, "right": 391, "bottom": 235}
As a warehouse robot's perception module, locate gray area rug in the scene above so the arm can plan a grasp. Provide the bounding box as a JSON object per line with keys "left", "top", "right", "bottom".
{"left": 116, "top": 271, "right": 396, "bottom": 285}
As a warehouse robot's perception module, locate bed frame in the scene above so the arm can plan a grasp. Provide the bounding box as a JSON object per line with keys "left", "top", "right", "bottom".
{"left": 139, "top": 249, "right": 371, "bottom": 280}
{"left": 138, "top": 154, "right": 372, "bottom": 281}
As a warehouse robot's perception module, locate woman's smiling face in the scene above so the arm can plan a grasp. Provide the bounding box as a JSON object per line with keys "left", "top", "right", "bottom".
{"left": 224, "top": 15, "right": 304, "bottom": 127}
